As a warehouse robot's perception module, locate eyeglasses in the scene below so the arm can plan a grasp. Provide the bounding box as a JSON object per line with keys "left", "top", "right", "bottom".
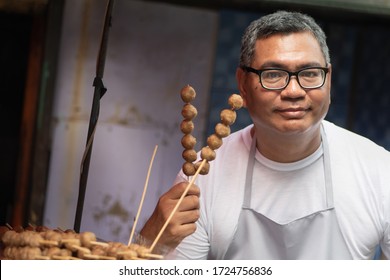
{"left": 242, "top": 66, "right": 329, "bottom": 90}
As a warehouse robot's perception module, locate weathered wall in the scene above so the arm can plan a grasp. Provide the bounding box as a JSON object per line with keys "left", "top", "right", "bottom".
{"left": 44, "top": 0, "right": 217, "bottom": 243}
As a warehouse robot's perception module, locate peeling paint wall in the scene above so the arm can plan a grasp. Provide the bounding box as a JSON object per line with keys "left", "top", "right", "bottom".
{"left": 44, "top": 0, "right": 217, "bottom": 243}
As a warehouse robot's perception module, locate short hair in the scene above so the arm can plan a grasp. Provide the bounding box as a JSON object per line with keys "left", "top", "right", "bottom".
{"left": 239, "top": 11, "right": 330, "bottom": 67}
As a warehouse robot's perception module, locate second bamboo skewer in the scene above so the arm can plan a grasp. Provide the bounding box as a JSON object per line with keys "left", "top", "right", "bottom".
{"left": 128, "top": 145, "right": 158, "bottom": 246}
{"left": 149, "top": 158, "right": 207, "bottom": 252}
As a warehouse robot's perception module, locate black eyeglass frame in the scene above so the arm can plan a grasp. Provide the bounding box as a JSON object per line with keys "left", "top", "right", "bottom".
{"left": 241, "top": 66, "right": 329, "bottom": 90}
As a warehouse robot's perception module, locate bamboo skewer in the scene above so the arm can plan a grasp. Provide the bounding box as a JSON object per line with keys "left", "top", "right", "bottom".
{"left": 128, "top": 145, "right": 158, "bottom": 246}
{"left": 149, "top": 158, "right": 207, "bottom": 252}
{"left": 51, "top": 255, "right": 81, "bottom": 260}
{"left": 143, "top": 252, "right": 164, "bottom": 259}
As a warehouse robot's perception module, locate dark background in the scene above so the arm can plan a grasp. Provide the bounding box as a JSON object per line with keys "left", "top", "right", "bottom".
{"left": 1, "top": 0, "right": 389, "bottom": 228}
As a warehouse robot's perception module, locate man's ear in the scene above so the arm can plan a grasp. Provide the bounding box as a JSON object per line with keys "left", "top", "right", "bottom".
{"left": 327, "top": 63, "right": 332, "bottom": 105}
{"left": 236, "top": 67, "right": 248, "bottom": 108}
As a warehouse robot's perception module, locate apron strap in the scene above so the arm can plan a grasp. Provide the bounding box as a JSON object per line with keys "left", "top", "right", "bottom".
{"left": 321, "top": 125, "right": 333, "bottom": 208}
{"left": 243, "top": 132, "right": 257, "bottom": 208}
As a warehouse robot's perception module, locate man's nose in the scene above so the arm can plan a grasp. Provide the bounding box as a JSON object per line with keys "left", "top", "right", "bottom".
{"left": 280, "top": 76, "right": 306, "bottom": 99}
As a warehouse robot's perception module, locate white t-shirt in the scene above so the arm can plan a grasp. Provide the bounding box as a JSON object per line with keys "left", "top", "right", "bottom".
{"left": 170, "top": 120, "right": 390, "bottom": 260}
{"left": 251, "top": 142, "right": 326, "bottom": 224}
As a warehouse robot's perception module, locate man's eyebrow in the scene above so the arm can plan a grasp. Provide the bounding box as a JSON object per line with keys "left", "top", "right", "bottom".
{"left": 258, "top": 61, "right": 324, "bottom": 70}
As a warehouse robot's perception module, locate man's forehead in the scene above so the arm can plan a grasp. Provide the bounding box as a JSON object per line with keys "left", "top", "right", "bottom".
{"left": 253, "top": 32, "right": 326, "bottom": 67}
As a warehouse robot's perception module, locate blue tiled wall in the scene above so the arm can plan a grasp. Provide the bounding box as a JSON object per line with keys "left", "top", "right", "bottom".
{"left": 353, "top": 27, "right": 390, "bottom": 149}
{"left": 207, "top": 10, "right": 390, "bottom": 151}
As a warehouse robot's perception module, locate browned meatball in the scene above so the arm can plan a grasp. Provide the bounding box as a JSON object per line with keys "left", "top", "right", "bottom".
{"left": 194, "top": 160, "right": 210, "bottom": 175}
{"left": 215, "top": 123, "right": 231, "bottom": 138}
{"left": 182, "top": 103, "right": 198, "bottom": 120}
{"left": 207, "top": 134, "right": 223, "bottom": 150}
{"left": 228, "top": 94, "right": 244, "bottom": 110}
{"left": 182, "top": 149, "right": 197, "bottom": 162}
{"left": 180, "top": 120, "right": 195, "bottom": 134}
{"left": 181, "top": 134, "right": 197, "bottom": 149}
{"left": 220, "top": 109, "right": 237, "bottom": 126}
{"left": 182, "top": 162, "right": 196, "bottom": 176}
{"left": 201, "top": 146, "right": 216, "bottom": 162}
{"left": 180, "top": 85, "right": 196, "bottom": 103}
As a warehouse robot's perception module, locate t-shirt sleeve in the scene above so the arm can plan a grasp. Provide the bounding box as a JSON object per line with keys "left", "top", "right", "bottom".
{"left": 380, "top": 184, "right": 390, "bottom": 259}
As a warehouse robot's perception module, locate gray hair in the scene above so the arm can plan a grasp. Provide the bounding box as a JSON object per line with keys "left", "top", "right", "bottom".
{"left": 239, "top": 11, "right": 330, "bottom": 67}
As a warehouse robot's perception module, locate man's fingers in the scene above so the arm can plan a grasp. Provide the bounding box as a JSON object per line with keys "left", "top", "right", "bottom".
{"left": 166, "top": 182, "right": 200, "bottom": 199}
{"left": 177, "top": 194, "right": 199, "bottom": 212}
{"left": 166, "top": 221, "right": 198, "bottom": 239}
{"left": 175, "top": 209, "right": 200, "bottom": 225}
{"left": 140, "top": 182, "right": 201, "bottom": 249}
{"left": 159, "top": 195, "right": 199, "bottom": 222}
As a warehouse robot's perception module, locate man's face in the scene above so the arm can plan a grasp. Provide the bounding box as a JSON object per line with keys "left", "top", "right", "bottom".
{"left": 238, "top": 31, "right": 331, "bottom": 137}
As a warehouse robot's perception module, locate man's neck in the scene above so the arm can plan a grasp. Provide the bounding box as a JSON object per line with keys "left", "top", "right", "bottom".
{"left": 252, "top": 125, "right": 322, "bottom": 163}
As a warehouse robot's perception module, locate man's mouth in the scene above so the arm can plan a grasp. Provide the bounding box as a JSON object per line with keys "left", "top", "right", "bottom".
{"left": 275, "top": 107, "right": 310, "bottom": 118}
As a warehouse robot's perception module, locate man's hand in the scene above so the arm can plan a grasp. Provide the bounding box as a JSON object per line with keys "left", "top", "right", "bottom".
{"left": 140, "top": 182, "right": 200, "bottom": 249}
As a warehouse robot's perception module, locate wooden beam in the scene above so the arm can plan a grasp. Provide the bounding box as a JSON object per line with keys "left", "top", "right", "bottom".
{"left": 12, "top": 11, "right": 46, "bottom": 227}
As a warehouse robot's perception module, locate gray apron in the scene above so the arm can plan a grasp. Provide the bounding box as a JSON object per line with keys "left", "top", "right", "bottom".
{"left": 224, "top": 126, "right": 352, "bottom": 259}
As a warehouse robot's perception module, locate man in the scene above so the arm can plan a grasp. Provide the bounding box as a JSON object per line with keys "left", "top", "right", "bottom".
{"left": 141, "top": 11, "right": 390, "bottom": 259}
